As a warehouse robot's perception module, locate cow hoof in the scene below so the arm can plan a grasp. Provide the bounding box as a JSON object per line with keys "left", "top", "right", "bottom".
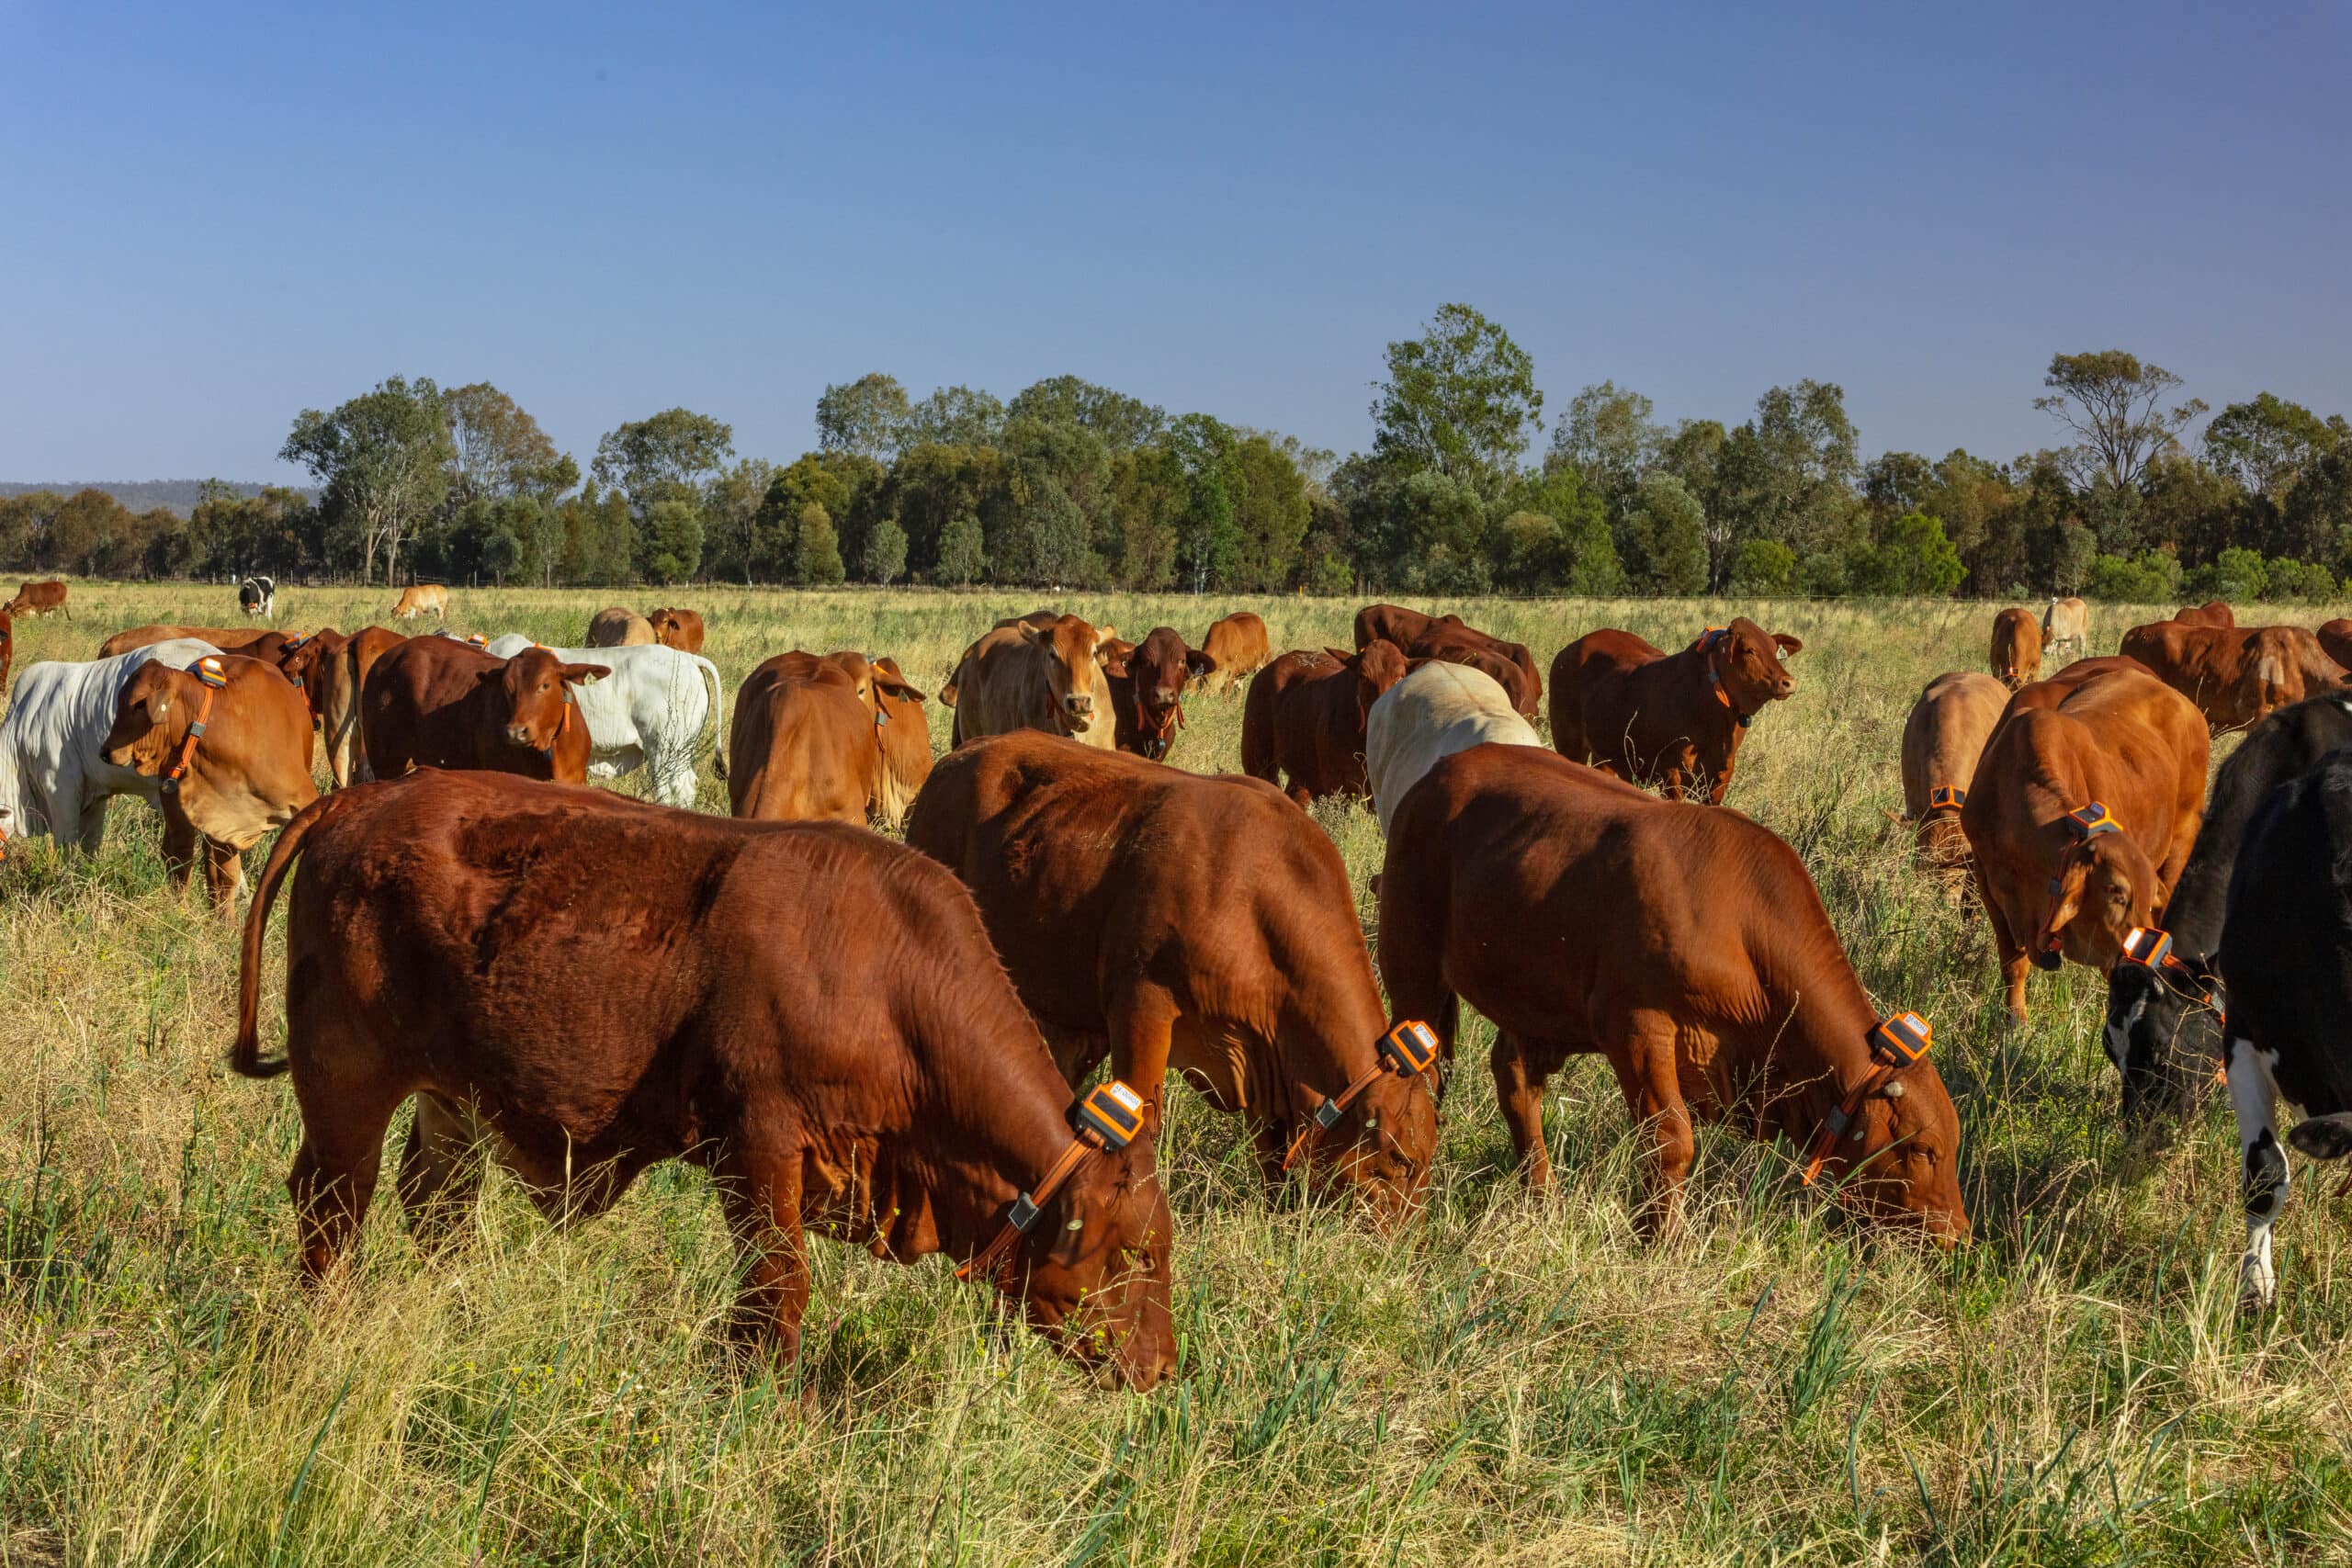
{"left": 2238, "top": 1256, "right": 2278, "bottom": 1313}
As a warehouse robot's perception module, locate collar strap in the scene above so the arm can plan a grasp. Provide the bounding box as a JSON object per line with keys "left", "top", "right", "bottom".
{"left": 1801, "top": 1011, "right": 1930, "bottom": 1185}
{"left": 957, "top": 1079, "right": 1147, "bottom": 1289}
{"left": 1692, "top": 628, "right": 1752, "bottom": 728}
{"left": 162, "top": 657, "right": 229, "bottom": 795}
{"left": 1927, "top": 785, "right": 1965, "bottom": 811}
{"left": 2120, "top": 924, "right": 2228, "bottom": 1019}
{"left": 1281, "top": 1021, "right": 1440, "bottom": 1172}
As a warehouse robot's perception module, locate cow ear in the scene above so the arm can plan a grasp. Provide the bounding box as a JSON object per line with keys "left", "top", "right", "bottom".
{"left": 1187, "top": 649, "right": 1218, "bottom": 677}
{"left": 1098, "top": 649, "right": 1131, "bottom": 678}
{"left": 876, "top": 671, "right": 928, "bottom": 703}
{"left": 1019, "top": 624, "right": 1045, "bottom": 646}
{"left": 1094, "top": 624, "right": 1115, "bottom": 644}
{"left": 560, "top": 662, "right": 612, "bottom": 684}
{"left": 2289, "top": 1113, "right": 2352, "bottom": 1161}
{"left": 1774, "top": 634, "right": 1804, "bottom": 657}
{"left": 1324, "top": 647, "right": 1353, "bottom": 664}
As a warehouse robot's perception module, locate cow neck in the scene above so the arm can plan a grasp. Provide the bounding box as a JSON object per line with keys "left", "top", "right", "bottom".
{"left": 1680, "top": 637, "right": 1751, "bottom": 733}
{"left": 928, "top": 1028, "right": 1112, "bottom": 1272}
{"left": 1748, "top": 954, "right": 1887, "bottom": 1155}
{"left": 2159, "top": 728, "right": 2314, "bottom": 963}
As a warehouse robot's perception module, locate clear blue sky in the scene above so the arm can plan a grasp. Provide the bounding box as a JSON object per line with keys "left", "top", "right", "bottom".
{"left": 4, "top": 0, "right": 2346, "bottom": 483}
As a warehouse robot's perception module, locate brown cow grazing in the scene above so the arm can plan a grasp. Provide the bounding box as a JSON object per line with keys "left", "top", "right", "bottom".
{"left": 1101, "top": 626, "right": 1216, "bottom": 761}
{"left": 1239, "top": 642, "right": 1410, "bottom": 807}
{"left": 1960, "top": 665, "right": 2209, "bottom": 1023}
{"left": 729, "top": 650, "right": 931, "bottom": 826}
{"left": 390, "top": 583, "right": 448, "bottom": 621}
{"left": 1997, "top": 654, "right": 2155, "bottom": 724}
{"left": 909, "top": 733, "right": 1438, "bottom": 1222}
{"left": 97, "top": 624, "right": 289, "bottom": 658}
{"left": 2118, "top": 619, "right": 2345, "bottom": 729}
{"left": 359, "top": 637, "right": 606, "bottom": 784}
{"left": 1353, "top": 604, "right": 1541, "bottom": 717}
{"left": 1380, "top": 745, "right": 1968, "bottom": 1243}
{"left": 229, "top": 771, "right": 1176, "bottom": 1382}
{"left": 2174, "top": 600, "right": 2234, "bottom": 628}
{"left": 947, "top": 614, "right": 1118, "bottom": 750}
{"left": 1989, "top": 607, "right": 2042, "bottom": 690}
{"left": 100, "top": 653, "right": 318, "bottom": 907}
{"left": 1199, "top": 612, "right": 1272, "bottom": 692}
{"left": 646, "top": 607, "right": 707, "bottom": 652}
{"left": 4, "top": 580, "right": 68, "bottom": 618}
{"left": 1548, "top": 618, "right": 1803, "bottom": 804}
{"left": 1897, "top": 671, "right": 2010, "bottom": 868}
{"left": 584, "top": 606, "right": 655, "bottom": 647}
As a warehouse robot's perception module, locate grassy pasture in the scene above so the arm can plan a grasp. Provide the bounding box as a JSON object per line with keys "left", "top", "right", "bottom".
{"left": 1, "top": 581, "right": 2348, "bottom": 1565}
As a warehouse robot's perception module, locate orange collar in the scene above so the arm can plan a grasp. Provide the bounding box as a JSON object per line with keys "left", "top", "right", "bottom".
{"left": 958, "top": 1080, "right": 1147, "bottom": 1292}
{"left": 161, "top": 657, "right": 229, "bottom": 797}
{"left": 1799, "top": 1012, "right": 1931, "bottom": 1185}
{"left": 1280, "top": 1021, "right": 1441, "bottom": 1172}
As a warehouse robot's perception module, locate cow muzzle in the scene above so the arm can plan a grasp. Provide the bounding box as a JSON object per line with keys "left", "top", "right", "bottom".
{"left": 1063, "top": 694, "right": 1094, "bottom": 720}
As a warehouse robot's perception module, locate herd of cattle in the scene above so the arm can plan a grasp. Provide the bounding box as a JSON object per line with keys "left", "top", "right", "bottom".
{"left": 2, "top": 575, "right": 2350, "bottom": 1388}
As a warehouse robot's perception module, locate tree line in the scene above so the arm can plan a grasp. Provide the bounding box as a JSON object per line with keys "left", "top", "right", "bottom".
{"left": 4, "top": 310, "right": 2346, "bottom": 601}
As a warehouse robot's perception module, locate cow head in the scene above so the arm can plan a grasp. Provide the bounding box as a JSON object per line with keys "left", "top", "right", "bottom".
{"left": 2037, "top": 826, "right": 2162, "bottom": 972}
{"left": 1116, "top": 628, "right": 1214, "bottom": 761}
{"left": 1704, "top": 618, "right": 1802, "bottom": 715}
{"left": 1834, "top": 1059, "right": 1971, "bottom": 1246}
{"left": 1298, "top": 1065, "right": 1439, "bottom": 1227}
{"left": 1021, "top": 615, "right": 1114, "bottom": 735}
{"left": 2104, "top": 946, "right": 2225, "bottom": 1145}
{"left": 483, "top": 648, "right": 609, "bottom": 754}
{"left": 1011, "top": 1134, "right": 1177, "bottom": 1391}
{"left": 276, "top": 630, "right": 345, "bottom": 708}
{"left": 101, "top": 661, "right": 189, "bottom": 777}
{"left": 1333, "top": 639, "right": 1410, "bottom": 727}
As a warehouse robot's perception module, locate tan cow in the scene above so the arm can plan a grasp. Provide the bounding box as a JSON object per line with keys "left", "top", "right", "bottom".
{"left": 1200, "top": 612, "right": 1272, "bottom": 693}
{"left": 585, "top": 607, "right": 656, "bottom": 647}
{"left": 729, "top": 651, "right": 932, "bottom": 828}
{"left": 2041, "top": 596, "right": 2088, "bottom": 656}
{"left": 4, "top": 581, "right": 68, "bottom": 618}
{"left": 947, "top": 614, "right": 1118, "bottom": 750}
{"left": 391, "top": 584, "right": 448, "bottom": 621}
{"left": 1989, "top": 607, "right": 2041, "bottom": 690}
{"left": 1895, "top": 671, "right": 2010, "bottom": 868}
{"left": 2118, "top": 619, "right": 2346, "bottom": 730}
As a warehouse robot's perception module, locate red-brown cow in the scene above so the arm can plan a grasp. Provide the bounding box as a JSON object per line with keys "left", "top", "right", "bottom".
{"left": 1548, "top": 618, "right": 1803, "bottom": 803}
{"left": 98, "top": 624, "right": 290, "bottom": 659}
{"left": 296, "top": 626, "right": 405, "bottom": 787}
{"left": 1101, "top": 626, "right": 1216, "bottom": 761}
{"left": 2118, "top": 619, "right": 2345, "bottom": 729}
{"left": 2173, "top": 600, "right": 2234, "bottom": 628}
{"left": 1989, "top": 607, "right": 2041, "bottom": 690}
{"left": 908, "top": 733, "right": 1437, "bottom": 1222}
{"left": 1960, "top": 665, "right": 2209, "bottom": 1022}
{"left": 358, "top": 637, "right": 605, "bottom": 784}
{"left": 1896, "top": 671, "right": 2010, "bottom": 868}
{"left": 230, "top": 770, "right": 1175, "bottom": 1383}
{"left": 2317, "top": 619, "right": 2352, "bottom": 671}
{"left": 1199, "top": 612, "right": 1272, "bottom": 693}
{"left": 729, "top": 650, "right": 931, "bottom": 826}
{"left": 4, "top": 581, "right": 67, "bottom": 618}
{"left": 1353, "top": 604, "right": 1542, "bottom": 717}
{"left": 646, "top": 607, "right": 707, "bottom": 653}
{"left": 1239, "top": 642, "right": 1409, "bottom": 807}
{"left": 1380, "top": 745, "right": 1968, "bottom": 1242}
{"left": 100, "top": 652, "right": 319, "bottom": 906}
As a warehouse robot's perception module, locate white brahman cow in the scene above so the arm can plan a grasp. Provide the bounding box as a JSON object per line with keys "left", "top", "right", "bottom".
{"left": 1365, "top": 660, "right": 1543, "bottom": 835}
{"left": 0, "top": 638, "right": 224, "bottom": 851}
{"left": 483, "top": 635, "right": 724, "bottom": 807}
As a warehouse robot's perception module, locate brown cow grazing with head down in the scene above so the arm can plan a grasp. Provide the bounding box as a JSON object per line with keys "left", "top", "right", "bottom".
{"left": 947, "top": 614, "right": 1118, "bottom": 750}
{"left": 728, "top": 650, "right": 931, "bottom": 827}
{"left": 2174, "top": 600, "right": 2234, "bottom": 628}
{"left": 646, "top": 607, "right": 706, "bottom": 652}
{"left": 1101, "top": 626, "right": 1216, "bottom": 761}
{"left": 2041, "top": 595, "right": 2088, "bottom": 655}
{"left": 1353, "top": 604, "right": 1541, "bottom": 717}
{"left": 1381, "top": 745, "right": 1968, "bottom": 1243}
{"left": 910, "top": 733, "right": 1438, "bottom": 1222}
{"left": 1961, "top": 664, "right": 2209, "bottom": 1023}
{"left": 101, "top": 653, "right": 319, "bottom": 906}
{"left": 1989, "top": 607, "right": 2042, "bottom": 690}
{"left": 229, "top": 771, "right": 1175, "bottom": 1382}
{"left": 358, "top": 637, "right": 605, "bottom": 784}
{"left": 1240, "top": 642, "right": 1410, "bottom": 807}
{"left": 584, "top": 606, "right": 655, "bottom": 647}
{"left": 5, "top": 581, "right": 67, "bottom": 618}
{"left": 1896, "top": 671, "right": 2010, "bottom": 868}
{"left": 2118, "top": 618, "right": 2345, "bottom": 730}
{"left": 1200, "top": 612, "right": 1271, "bottom": 693}
{"left": 390, "top": 583, "right": 448, "bottom": 621}
{"left": 1548, "top": 618, "right": 1803, "bottom": 804}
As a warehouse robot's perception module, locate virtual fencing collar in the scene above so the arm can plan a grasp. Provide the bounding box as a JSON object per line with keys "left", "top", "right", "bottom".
{"left": 1800, "top": 1011, "right": 1931, "bottom": 1186}
{"left": 1280, "top": 1021, "right": 1442, "bottom": 1173}
{"left": 2120, "top": 922, "right": 2230, "bottom": 1043}
{"left": 1926, "top": 785, "right": 1965, "bottom": 811}
{"left": 161, "top": 656, "right": 229, "bottom": 797}
{"left": 958, "top": 1079, "right": 1148, "bottom": 1291}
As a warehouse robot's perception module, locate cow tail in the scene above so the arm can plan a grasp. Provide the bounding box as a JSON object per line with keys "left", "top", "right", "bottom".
{"left": 695, "top": 654, "right": 728, "bottom": 780}
{"left": 231, "top": 788, "right": 350, "bottom": 1078}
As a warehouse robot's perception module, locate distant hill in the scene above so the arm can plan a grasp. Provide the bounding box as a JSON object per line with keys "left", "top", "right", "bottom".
{"left": 0, "top": 479, "right": 310, "bottom": 517}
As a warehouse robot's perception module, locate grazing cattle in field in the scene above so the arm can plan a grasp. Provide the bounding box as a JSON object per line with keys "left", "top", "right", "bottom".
{"left": 2117, "top": 619, "right": 2345, "bottom": 729}
{"left": 909, "top": 733, "right": 1438, "bottom": 1221}
{"left": 483, "top": 636, "right": 724, "bottom": 807}
{"left": 2215, "top": 748, "right": 2352, "bottom": 1309}
{"left": 296, "top": 626, "right": 404, "bottom": 787}
{"left": 1895, "top": 671, "right": 2010, "bottom": 868}
{"left": 2105, "top": 694, "right": 2352, "bottom": 1142}
{"left": 1380, "top": 745, "right": 1969, "bottom": 1242}
{"left": 585, "top": 606, "right": 655, "bottom": 647}
{"left": 2175, "top": 600, "right": 2234, "bottom": 628}
{"left": 2041, "top": 595, "right": 2088, "bottom": 655}
{"left": 1365, "top": 660, "right": 1541, "bottom": 835}
{"left": 97, "top": 625, "right": 288, "bottom": 658}
{"left": 1960, "top": 665, "right": 2208, "bottom": 1023}
{"left": 646, "top": 606, "right": 706, "bottom": 652}
{"left": 229, "top": 770, "right": 1176, "bottom": 1383}
{"left": 729, "top": 650, "right": 930, "bottom": 826}
{"left": 946, "top": 614, "right": 1118, "bottom": 750}
{"left": 239, "top": 576, "right": 277, "bottom": 618}
{"left": 0, "top": 639, "right": 222, "bottom": 854}
{"left": 1353, "top": 604, "right": 1541, "bottom": 718}
{"left": 390, "top": 583, "right": 448, "bottom": 621}
{"left": 1239, "top": 641, "right": 1410, "bottom": 807}
{"left": 1989, "top": 607, "right": 2041, "bottom": 690}
{"left": 4, "top": 581, "right": 68, "bottom": 618}
{"left": 1199, "top": 612, "right": 1271, "bottom": 693}
{"left": 359, "top": 637, "right": 605, "bottom": 784}
{"left": 1100, "top": 626, "right": 1215, "bottom": 761}
{"left": 101, "top": 652, "right": 318, "bottom": 905}
{"left": 1547, "top": 618, "right": 1803, "bottom": 804}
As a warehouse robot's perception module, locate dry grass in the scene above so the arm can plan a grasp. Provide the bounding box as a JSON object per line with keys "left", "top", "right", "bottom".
{"left": 1, "top": 582, "right": 2348, "bottom": 1565}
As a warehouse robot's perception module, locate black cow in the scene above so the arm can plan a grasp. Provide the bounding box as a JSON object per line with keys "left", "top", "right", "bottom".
{"left": 2105, "top": 693, "right": 2352, "bottom": 1139}
{"left": 2215, "top": 744, "right": 2352, "bottom": 1308}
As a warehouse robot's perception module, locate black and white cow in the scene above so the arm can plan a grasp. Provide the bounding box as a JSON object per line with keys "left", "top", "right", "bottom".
{"left": 238, "top": 576, "right": 276, "bottom": 618}
{"left": 2105, "top": 694, "right": 2352, "bottom": 1140}
{"left": 2216, "top": 742, "right": 2352, "bottom": 1307}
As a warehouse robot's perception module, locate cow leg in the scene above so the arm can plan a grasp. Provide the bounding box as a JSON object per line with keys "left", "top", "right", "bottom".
{"left": 1605, "top": 1012, "right": 1695, "bottom": 1242}
{"left": 2227, "top": 1035, "right": 2290, "bottom": 1309}
{"left": 287, "top": 1093, "right": 400, "bottom": 1284}
{"left": 70, "top": 788, "right": 109, "bottom": 854}
{"left": 1106, "top": 985, "right": 1182, "bottom": 1134}
{"left": 159, "top": 812, "right": 199, "bottom": 890}
{"left": 712, "top": 1138, "right": 810, "bottom": 1360}
{"left": 201, "top": 837, "right": 243, "bottom": 909}
{"left": 1491, "top": 1030, "right": 1572, "bottom": 1189}
{"left": 1982, "top": 884, "right": 2032, "bottom": 1024}
{"left": 397, "top": 1094, "right": 486, "bottom": 1249}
